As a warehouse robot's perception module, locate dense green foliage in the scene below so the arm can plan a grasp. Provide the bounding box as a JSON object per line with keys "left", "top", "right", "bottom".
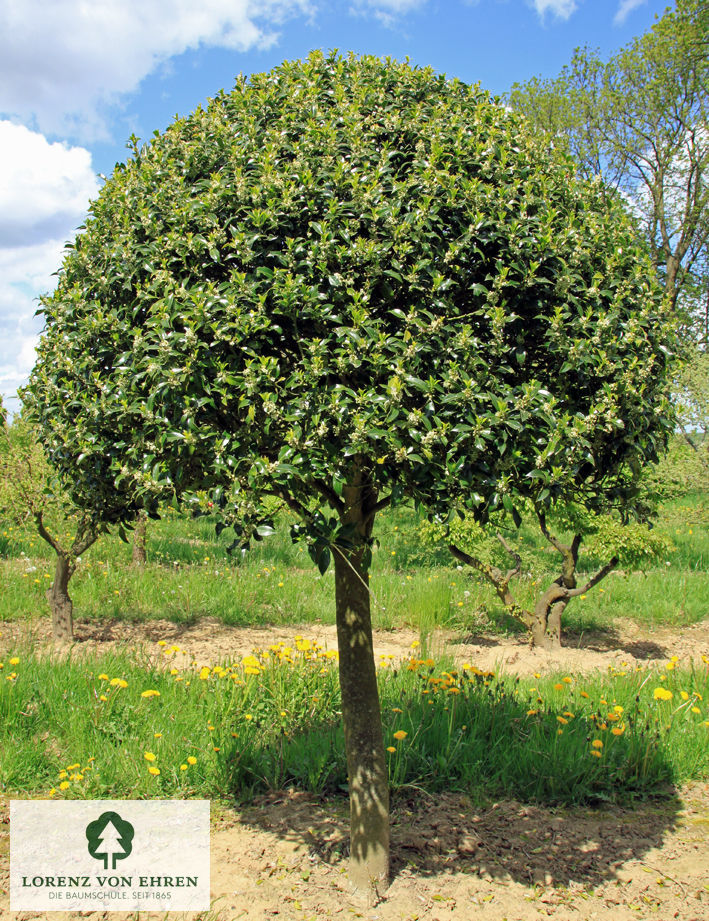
{"left": 27, "top": 51, "right": 675, "bottom": 546}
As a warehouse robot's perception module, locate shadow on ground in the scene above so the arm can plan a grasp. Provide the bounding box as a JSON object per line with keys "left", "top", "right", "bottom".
{"left": 235, "top": 785, "right": 682, "bottom": 890}
{"left": 453, "top": 626, "right": 671, "bottom": 662}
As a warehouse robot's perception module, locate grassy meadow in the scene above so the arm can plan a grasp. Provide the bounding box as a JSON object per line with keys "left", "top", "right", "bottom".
{"left": 1, "top": 492, "right": 708, "bottom": 806}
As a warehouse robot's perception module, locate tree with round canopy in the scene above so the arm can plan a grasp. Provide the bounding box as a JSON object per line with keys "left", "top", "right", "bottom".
{"left": 26, "top": 51, "right": 676, "bottom": 897}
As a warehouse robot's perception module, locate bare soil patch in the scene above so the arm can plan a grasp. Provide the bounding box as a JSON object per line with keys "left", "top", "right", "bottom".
{"left": 3, "top": 613, "right": 709, "bottom": 675}
{"left": 1, "top": 615, "right": 709, "bottom": 920}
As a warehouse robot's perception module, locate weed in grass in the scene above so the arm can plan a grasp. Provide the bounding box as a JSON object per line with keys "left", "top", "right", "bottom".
{"left": 1, "top": 639, "right": 707, "bottom": 805}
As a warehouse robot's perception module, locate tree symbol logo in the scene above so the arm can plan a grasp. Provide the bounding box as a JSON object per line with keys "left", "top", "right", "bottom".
{"left": 85, "top": 811, "right": 135, "bottom": 869}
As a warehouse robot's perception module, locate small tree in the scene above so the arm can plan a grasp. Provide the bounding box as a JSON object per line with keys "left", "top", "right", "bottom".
{"left": 440, "top": 504, "right": 674, "bottom": 648}
{"left": 26, "top": 53, "right": 675, "bottom": 895}
{"left": 0, "top": 412, "right": 100, "bottom": 641}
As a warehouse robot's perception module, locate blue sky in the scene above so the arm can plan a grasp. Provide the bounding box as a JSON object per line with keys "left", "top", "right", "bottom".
{"left": 0, "top": 0, "right": 670, "bottom": 414}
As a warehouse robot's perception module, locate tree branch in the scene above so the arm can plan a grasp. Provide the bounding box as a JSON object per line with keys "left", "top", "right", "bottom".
{"left": 35, "top": 511, "right": 63, "bottom": 556}
{"left": 565, "top": 556, "right": 619, "bottom": 597}
{"left": 450, "top": 542, "right": 531, "bottom": 627}
{"left": 311, "top": 478, "right": 345, "bottom": 515}
{"left": 495, "top": 533, "right": 522, "bottom": 586}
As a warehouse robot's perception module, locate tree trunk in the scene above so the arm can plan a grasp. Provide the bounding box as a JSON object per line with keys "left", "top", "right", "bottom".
{"left": 530, "top": 594, "right": 565, "bottom": 649}
{"left": 47, "top": 553, "right": 74, "bottom": 642}
{"left": 334, "top": 484, "right": 389, "bottom": 900}
{"left": 132, "top": 510, "right": 148, "bottom": 566}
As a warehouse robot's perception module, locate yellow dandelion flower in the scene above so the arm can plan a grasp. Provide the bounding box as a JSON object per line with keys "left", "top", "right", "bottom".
{"left": 180, "top": 764, "right": 188, "bottom": 771}
{"left": 244, "top": 714, "right": 253, "bottom": 721}
{"left": 148, "top": 767, "right": 160, "bottom": 776}
{"left": 556, "top": 716, "right": 568, "bottom": 725}
{"left": 653, "top": 687, "right": 673, "bottom": 701}
{"left": 141, "top": 690, "right": 160, "bottom": 698}
{"left": 59, "top": 781, "right": 70, "bottom": 790}
{"left": 244, "top": 667, "right": 260, "bottom": 675}
{"left": 144, "top": 752, "right": 157, "bottom": 762}
{"left": 187, "top": 756, "right": 197, "bottom": 765}
{"left": 591, "top": 739, "right": 603, "bottom": 748}
{"left": 680, "top": 691, "right": 689, "bottom": 701}
{"left": 611, "top": 726, "right": 625, "bottom": 736}
{"left": 9, "top": 657, "right": 19, "bottom": 665}
{"left": 666, "top": 662, "right": 675, "bottom": 671}
{"left": 157, "top": 640, "right": 167, "bottom": 647}
{"left": 386, "top": 746, "right": 396, "bottom": 753}
{"left": 590, "top": 750, "right": 602, "bottom": 758}
{"left": 562, "top": 677, "right": 572, "bottom": 684}
{"left": 393, "top": 730, "right": 408, "bottom": 741}
{"left": 99, "top": 694, "right": 108, "bottom": 702}
{"left": 526, "top": 709, "right": 538, "bottom": 716}
{"left": 98, "top": 673, "right": 109, "bottom": 681}
{"left": 553, "top": 683, "right": 564, "bottom": 691}
{"left": 691, "top": 707, "right": 701, "bottom": 714}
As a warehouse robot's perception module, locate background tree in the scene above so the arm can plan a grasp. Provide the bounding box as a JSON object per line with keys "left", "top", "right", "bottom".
{"left": 0, "top": 411, "right": 101, "bottom": 641}
{"left": 434, "top": 502, "right": 674, "bottom": 648}
{"left": 508, "top": 0, "right": 709, "bottom": 323}
{"left": 26, "top": 53, "right": 675, "bottom": 895}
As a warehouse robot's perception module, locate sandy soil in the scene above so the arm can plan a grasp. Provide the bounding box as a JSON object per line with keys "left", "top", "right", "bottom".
{"left": 1, "top": 615, "right": 709, "bottom": 921}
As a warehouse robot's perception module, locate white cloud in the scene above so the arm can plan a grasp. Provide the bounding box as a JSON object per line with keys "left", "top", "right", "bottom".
{"left": 531, "top": 0, "right": 579, "bottom": 20}
{"left": 0, "top": 238, "right": 64, "bottom": 417}
{"left": 349, "top": 0, "right": 428, "bottom": 27}
{"left": 351, "top": 0, "right": 427, "bottom": 14}
{"left": 0, "top": 0, "right": 314, "bottom": 140}
{"left": 0, "top": 121, "right": 98, "bottom": 414}
{"left": 614, "top": 0, "right": 646, "bottom": 25}
{"left": 0, "top": 122, "right": 98, "bottom": 247}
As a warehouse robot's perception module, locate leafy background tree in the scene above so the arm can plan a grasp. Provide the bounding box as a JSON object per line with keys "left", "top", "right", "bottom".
{"left": 0, "top": 411, "right": 101, "bottom": 641}
{"left": 26, "top": 53, "right": 676, "bottom": 894}
{"left": 508, "top": 0, "right": 709, "bottom": 323}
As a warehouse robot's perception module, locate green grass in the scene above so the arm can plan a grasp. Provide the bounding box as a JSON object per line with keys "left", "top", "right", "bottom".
{"left": 2, "top": 493, "right": 708, "bottom": 635}
{"left": 1, "top": 642, "right": 707, "bottom": 805}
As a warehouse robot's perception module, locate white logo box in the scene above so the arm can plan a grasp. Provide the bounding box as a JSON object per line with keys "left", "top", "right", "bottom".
{"left": 11, "top": 800, "right": 210, "bottom": 911}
